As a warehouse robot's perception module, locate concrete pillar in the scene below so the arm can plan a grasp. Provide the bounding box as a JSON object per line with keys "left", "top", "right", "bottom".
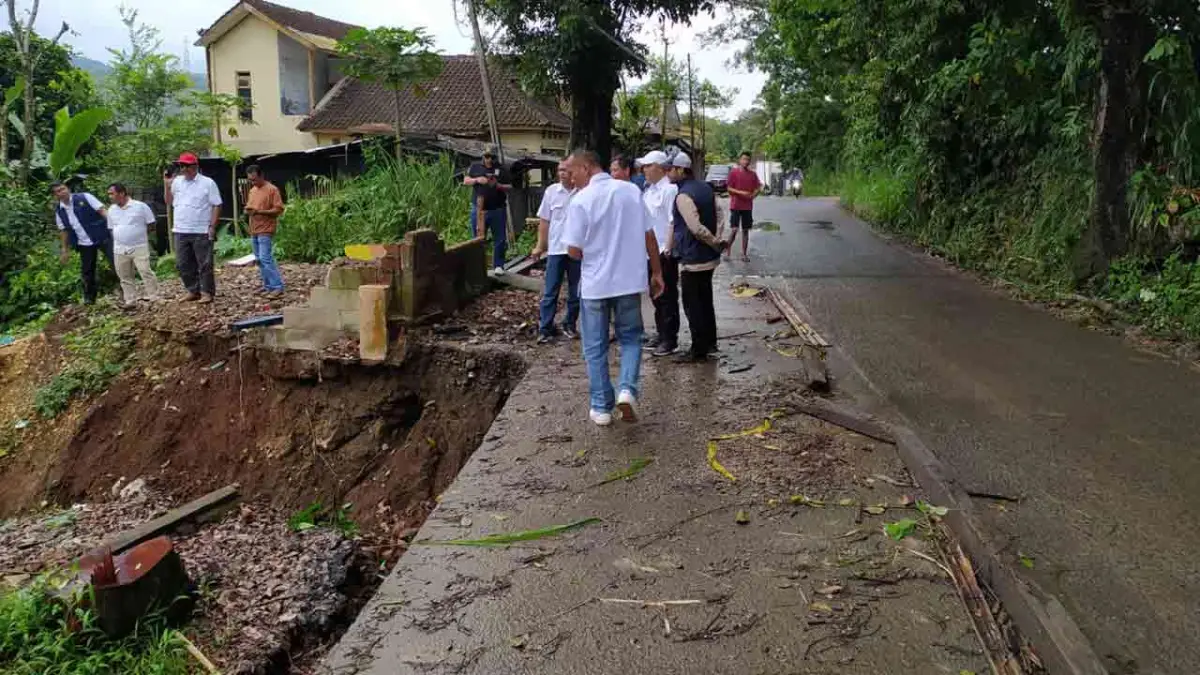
{"left": 359, "top": 284, "right": 389, "bottom": 364}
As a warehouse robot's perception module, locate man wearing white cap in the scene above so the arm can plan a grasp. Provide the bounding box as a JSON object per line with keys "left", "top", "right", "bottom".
{"left": 668, "top": 152, "right": 727, "bottom": 361}
{"left": 563, "top": 150, "right": 665, "bottom": 426}
{"left": 637, "top": 150, "right": 680, "bottom": 357}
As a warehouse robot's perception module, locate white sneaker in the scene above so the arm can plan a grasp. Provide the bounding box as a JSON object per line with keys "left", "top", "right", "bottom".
{"left": 493, "top": 266, "right": 506, "bottom": 276}
{"left": 616, "top": 390, "right": 637, "bottom": 423}
{"left": 589, "top": 409, "right": 613, "bottom": 426}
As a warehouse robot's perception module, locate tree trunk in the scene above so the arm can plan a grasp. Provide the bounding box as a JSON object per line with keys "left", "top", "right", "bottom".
{"left": 1073, "top": 2, "right": 1153, "bottom": 280}
{"left": 18, "top": 68, "right": 33, "bottom": 186}
{"left": 569, "top": 82, "right": 615, "bottom": 166}
{"left": 0, "top": 105, "right": 9, "bottom": 181}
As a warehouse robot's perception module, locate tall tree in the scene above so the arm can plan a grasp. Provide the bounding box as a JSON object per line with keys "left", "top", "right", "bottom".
{"left": 478, "top": 0, "right": 714, "bottom": 163}
{"left": 4, "top": 0, "right": 69, "bottom": 186}
{"left": 336, "top": 27, "right": 444, "bottom": 156}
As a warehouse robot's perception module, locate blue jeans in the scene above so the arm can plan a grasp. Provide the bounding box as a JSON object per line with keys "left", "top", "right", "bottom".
{"left": 252, "top": 234, "right": 284, "bottom": 291}
{"left": 539, "top": 254, "right": 580, "bottom": 336}
{"left": 470, "top": 206, "right": 508, "bottom": 269}
{"left": 580, "top": 293, "right": 644, "bottom": 413}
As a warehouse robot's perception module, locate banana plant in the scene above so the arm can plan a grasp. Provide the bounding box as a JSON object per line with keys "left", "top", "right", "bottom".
{"left": 48, "top": 106, "right": 112, "bottom": 179}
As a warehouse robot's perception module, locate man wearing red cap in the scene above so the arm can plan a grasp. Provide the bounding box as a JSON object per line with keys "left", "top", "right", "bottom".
{"left": 164, "top": 152, "right": 223, "bottom": 303}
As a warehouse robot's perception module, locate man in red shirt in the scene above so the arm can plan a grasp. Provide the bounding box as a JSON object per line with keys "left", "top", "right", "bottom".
{"left": 726, "top": 151, "right": 762, "bottom": 262}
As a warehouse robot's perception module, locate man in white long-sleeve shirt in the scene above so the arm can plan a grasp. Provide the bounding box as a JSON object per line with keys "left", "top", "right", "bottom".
{"left": 637, "top": 150, "right": 680, "bottom": 357}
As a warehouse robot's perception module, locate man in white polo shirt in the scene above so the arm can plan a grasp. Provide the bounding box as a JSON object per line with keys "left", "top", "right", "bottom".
{"left": 562, "top": 150, "right": 665, "bottom": 426}
{"left": 637, "top": 150, "right": 680, "bottom": 357}
{"left": 106, "top": 182, "right": 160, "bottom": 306}
{"left": 531, "top": 160, "right": 579, "bottom": 344}
{"left": 164, "top": 152, "right": 222, "bottom": 304}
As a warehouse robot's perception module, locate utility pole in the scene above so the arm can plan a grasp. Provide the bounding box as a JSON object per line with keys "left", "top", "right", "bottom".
{"left": 467, "top": 0, "right": 504, "bottom": 164}
{"left": 659, "top": 17, "right": 669, "bottom": 151}
{"left": 687, "top": 54, "right": 696, "bottom": 156}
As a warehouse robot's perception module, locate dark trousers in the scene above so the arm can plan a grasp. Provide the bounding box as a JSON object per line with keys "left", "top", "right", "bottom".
{"left": 680, "top": 268, "right": 717, "bottom": 357}
{"left": 175, "top": 233, "right": 216, "bottom": 296}
{"left": 651, "top": 254, "right": 680, "bottom": 346}
{"left": 78, "top": 239, "right": 116, "bottom": 304}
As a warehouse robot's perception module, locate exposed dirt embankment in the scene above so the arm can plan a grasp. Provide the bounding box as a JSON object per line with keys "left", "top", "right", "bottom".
{"left": 1, "top": 331, "right": 526, "bottom": 537}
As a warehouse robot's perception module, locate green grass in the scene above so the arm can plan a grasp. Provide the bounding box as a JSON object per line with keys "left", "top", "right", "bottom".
{"left": 828, "top": 162, "right": 1200, "bottom": 342}
{"left": 0, "top": 579, "right": 190, "bottom": 674}
{"left": 34, "top": 313, "right": 136, "bottom": 419}
{"left": 276, "top": 151, "right": 471, "bottom": 264}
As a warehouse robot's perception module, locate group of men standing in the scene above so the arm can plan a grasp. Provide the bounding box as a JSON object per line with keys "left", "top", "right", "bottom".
{"left": 51, "top": 152, "right": 286, "bottom": 306}
{"left": 532, "top": 148, "right": 758, "bottom": 426}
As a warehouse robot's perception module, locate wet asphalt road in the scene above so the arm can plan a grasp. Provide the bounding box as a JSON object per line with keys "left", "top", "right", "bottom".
{"left": 742, "top": 196, "right": 1200, "bottom": 674}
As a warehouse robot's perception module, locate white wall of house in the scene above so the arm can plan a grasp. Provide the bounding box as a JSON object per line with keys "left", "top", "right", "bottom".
{"left": 209, "top": 15, "right": 319, "bottom": 155}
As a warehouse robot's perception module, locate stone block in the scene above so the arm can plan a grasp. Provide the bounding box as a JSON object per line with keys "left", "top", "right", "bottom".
{"left": 283, "top": 305, "right": 339, "bottom": 331}
{"left": 310, "top": 287, "right": 361, "bottom": 312}
{"left": 359, "top": 284, "right": 389, "bottom": 364}
{"left": 339, "top": 310, "right": 360, "bottom": 332}
{"left": 326, "top": 265, "right": 383, "bottom": 290}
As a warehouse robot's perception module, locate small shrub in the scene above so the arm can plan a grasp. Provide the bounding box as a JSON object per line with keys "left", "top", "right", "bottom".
{"left": 288, "top": 500, "right": 359, "bottom": 537}
{"left": 154, "top": 253, "right": 178, "bottom": 279}
{"left": 0, "top": 577, "right": 190, "bottom": 674}
{"left": 33, "top": 313, "right": 136, "bottom": 419}
{"left": 0, "top": 241, "right": 82, "bottom": 333}
{"left": 214, "top": 235, "right": 253, "bottom": 261}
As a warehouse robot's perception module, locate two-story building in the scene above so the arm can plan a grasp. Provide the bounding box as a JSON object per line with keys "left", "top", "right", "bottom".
{"left": 196, "top": 0, "right": 571, "bottom": 157}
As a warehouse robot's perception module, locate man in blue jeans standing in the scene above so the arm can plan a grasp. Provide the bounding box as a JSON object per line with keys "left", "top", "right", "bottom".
{"left": 562, "top": 151, "right": 666, "bottom": 426}
{"left": 462, "top": 151, "right": 512, "bottom": 274}
{"left": 532, "top": 161, "right": 579, "bottom": 344}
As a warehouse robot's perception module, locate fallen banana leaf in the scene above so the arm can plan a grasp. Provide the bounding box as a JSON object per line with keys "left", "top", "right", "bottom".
{"left": 790, "top": 494, "right": 825, "bottom": 507}
{"left": 731, "top": 286, "right": 763, "bottom": 298}
{"left": 712, "top": 418, "right": 772, "bottom": 441}
{"left": 598, "top": 457, "right": 653, "bottom": 485}
{"left": 706, "top": 441, "right": 737, "bottom": 482}
{"left": 420, "top": 518, "right": 601, "bottom": 547}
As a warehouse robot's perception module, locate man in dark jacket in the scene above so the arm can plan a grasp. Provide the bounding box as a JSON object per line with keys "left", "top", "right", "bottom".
{"left": 53, "top": 181, "right": 117, "bottom": 305}
{"left": 668, "top": 153, "right": 728, "bottom": 361}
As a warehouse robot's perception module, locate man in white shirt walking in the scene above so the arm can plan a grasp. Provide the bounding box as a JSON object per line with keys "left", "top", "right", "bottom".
{"left": 164, "top": 152, "right": 222, "bottom": 304}
{"left": 562, "top": 151, "right": 665, "bottom": 426}
{"left": 106, "top": 183, "right": 160, "bottom": 306}
{"left": 532, "top": 161, "right": 579, "bottom": 344}
{"left": 637, "top": 150, "right": 680, "bottom": 357}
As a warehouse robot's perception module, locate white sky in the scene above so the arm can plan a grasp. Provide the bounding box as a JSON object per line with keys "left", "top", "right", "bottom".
{"left": 25, "top": 0, "right": 763, "bottom": 119}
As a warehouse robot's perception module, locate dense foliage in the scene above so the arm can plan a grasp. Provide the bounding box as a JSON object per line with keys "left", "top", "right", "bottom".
{"left": 738, "top": 0, "right": 1200, "bottom": 339}
{"left": 276, "top": 151, "right": 471, "bottom": 263}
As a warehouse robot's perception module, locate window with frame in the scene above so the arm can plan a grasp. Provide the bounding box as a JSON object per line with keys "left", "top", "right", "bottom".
{"left": 236, "top": 71, "right": 253, "bottom": 122}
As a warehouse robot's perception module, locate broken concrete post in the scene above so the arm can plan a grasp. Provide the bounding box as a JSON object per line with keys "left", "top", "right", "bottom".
{"left": 359, "top": 284, "right": 390, "bottom": 364}
{"left": 399, "top": 230, "right": 444, "bottom": 322}
{"left": 85, "top": 537, "right": 191, "bottom": 638}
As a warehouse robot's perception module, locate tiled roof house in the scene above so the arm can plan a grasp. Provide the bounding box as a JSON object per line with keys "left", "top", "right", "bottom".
{"left": 197, "top": 0, "right": 570, "bottom": 156}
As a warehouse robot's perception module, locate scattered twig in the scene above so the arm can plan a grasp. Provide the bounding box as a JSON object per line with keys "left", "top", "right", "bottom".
{"left": 966, "top": 490, "right": 1023, "bottom": 503}
{"left": 939, "top": 539, "right": 1024, "bottom": 675}
{"left": 178, "top": 632, "right": 221, "bottom": 674}
{"left": 716, "top": 330, "right": 757, "bottom": 340}
{"left": 904, "top": 548, "right": 954, "bottom": 579}
{"left": 599, "top": 598, "right": 704, "bottom": 608}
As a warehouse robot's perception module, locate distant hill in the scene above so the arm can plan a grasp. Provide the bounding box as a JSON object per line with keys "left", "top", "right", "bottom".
{"left": 72, "top": 55, "right": 206, "bottom": 90}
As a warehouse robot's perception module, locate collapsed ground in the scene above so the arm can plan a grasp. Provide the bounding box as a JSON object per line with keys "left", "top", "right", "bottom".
{"left": 0, "top": 263, "right": 535, "bottom": 673}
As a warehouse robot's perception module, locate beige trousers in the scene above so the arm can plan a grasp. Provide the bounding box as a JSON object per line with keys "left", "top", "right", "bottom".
{"left": 115, "top": 244, "right": 160, "bottom": 304}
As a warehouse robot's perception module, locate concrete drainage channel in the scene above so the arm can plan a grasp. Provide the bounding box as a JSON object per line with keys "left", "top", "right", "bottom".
{"left": 0, "top": 335, "right": 527, "bottom": 674}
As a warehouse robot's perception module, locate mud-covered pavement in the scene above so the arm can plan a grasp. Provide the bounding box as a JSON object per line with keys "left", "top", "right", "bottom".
{"left": 322, "top": 268, "right": 997, "bottom": 674}
{"left": 733, "top": 196, "right": 1200, "bottom": 673}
